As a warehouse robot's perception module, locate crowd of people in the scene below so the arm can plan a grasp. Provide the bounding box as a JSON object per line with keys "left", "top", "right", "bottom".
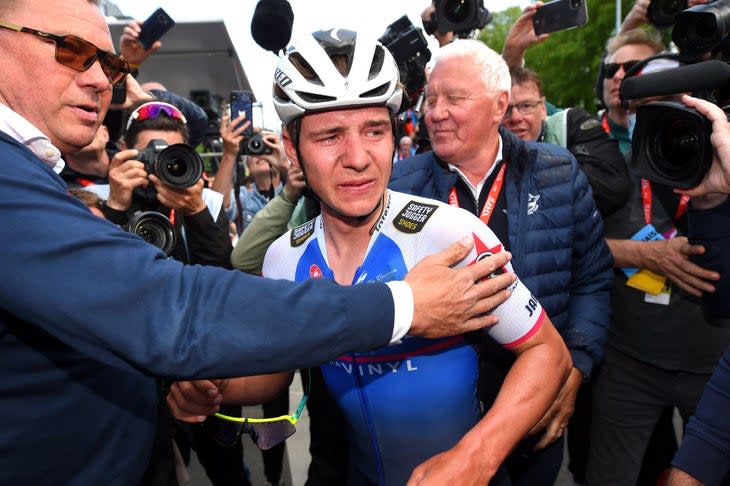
{"left": 1, "top": 0, "right": 729, "bottom": 485}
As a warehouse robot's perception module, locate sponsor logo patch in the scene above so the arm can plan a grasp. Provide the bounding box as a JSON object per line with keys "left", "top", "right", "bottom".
{"left": 309, "top": 264, "right": 323, "bottom": 279}
{"left": 393, "top": 201, "right": 438, "bottom": 234}
{"left": 290, "top": 220, "right": 315, "bottom": 247}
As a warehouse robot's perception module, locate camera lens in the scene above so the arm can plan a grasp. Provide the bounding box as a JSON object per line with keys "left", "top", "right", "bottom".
{"left": 648, "top": 0, "right": 687, "bottom": 27}
{"left": 124, "top": 211, "right": 176, "bottom": 255}
{"left": 154, "top": 144, "right": 204, "bottom": 189}
{"left": 247, "top": 137, "right": 264, "bottom": 154}
{"left": 244, "top": 134, "right": 273, "bottom": 156}
{"left": 443, "top": 0, "right": 472, "bottom": 23}
{"left": 650, "top": 117, "right": 703, "bottom": 181}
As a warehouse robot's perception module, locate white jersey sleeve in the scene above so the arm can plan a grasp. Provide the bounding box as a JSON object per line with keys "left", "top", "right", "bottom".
{"left": 384, "top": 192, "right": 545, "bottom": 348}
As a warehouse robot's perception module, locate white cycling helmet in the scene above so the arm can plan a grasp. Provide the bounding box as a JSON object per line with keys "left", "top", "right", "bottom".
{"left": 273, "top": 28, "right": 403, "bottom": 125}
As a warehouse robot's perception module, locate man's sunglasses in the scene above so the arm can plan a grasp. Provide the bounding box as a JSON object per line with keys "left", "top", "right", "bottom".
{"left": 126, "top": 102, "right": 188, "bottom": 131}
{"left": 603, "top": 60, "right": 641, "bottom": 79}
{"left": 0, "top": 20, "right": 130, "bottom": 86}
{"left": 205, "top": 369, "right": 310, "bottom": 450}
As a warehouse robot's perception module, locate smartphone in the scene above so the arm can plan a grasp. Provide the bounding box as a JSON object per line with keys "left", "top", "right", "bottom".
{"left": 111, "top": 79, "right": 126, "bottom": 104}
{"left": 532, "top": 0, "right": 588, "bottom": 36}
{"left": 230, "top": 90, "right": 254, "bottom": 137}
{"left": 138, "top": 7, "right": 175, "bottom": 50}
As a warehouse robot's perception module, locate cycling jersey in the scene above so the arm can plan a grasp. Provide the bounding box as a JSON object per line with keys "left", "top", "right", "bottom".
{"left": 263, "top": 190, "right": 545, "bottom": 486}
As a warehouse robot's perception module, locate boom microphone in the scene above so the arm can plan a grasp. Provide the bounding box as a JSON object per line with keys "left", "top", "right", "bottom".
{"left": 620, "top": 60, "right": 730, "bottom": 101}
{"left": 251, "top": 0, "right": 294, "bottom": 54}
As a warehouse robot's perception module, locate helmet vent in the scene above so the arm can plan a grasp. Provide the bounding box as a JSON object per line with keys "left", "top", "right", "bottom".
{"left": 369, "top": 45, "right": 385, "bottom": 80}
{"left": 360, "top": 83, "right": 390, "bottom": 99}
{"left": 296, "top": 91, "right": 336, "bottom": 104}
{"left": 289, "top": 52, "right": 323, "bottom": 86}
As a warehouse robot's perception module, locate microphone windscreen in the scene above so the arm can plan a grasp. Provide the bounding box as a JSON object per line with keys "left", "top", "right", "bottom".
{"left": 251, "top": 0, "right": 294, "bottom": 54}
{"left": 621, "top": 60, "right": 730, "bottom": 101}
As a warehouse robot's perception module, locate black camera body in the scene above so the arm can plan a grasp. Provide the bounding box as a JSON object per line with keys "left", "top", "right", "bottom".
{"left": 135, "top": 139, "right": 204, "bottom": 189}
{"left": 673, "top": 0, "right": 730, "bottom": 56}
{"left": 647, "top": 0, "right": 688, "bottom": 28}
{"left": 379, "top": 15, "right": 431, "bottom": 105}
{"left": 123, "top": 210, "right": 177, "bottom": 256}
{"left": 631, "top": 101, "right": 715, "bottom": 189}
{"left": 241, "top": 133, "right": 273, "bottom": 156}
{"left": 433, "top": 0, "right": 491, "bottom": 35}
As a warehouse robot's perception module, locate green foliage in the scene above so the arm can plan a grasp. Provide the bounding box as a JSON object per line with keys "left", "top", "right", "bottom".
{"left": 479, "top": 0, "right": 640, "bottom": 114}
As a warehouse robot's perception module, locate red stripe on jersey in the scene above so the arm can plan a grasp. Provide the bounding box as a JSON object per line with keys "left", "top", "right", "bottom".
{"left": 502, "top": 309, "right": 546, "bottom": 349}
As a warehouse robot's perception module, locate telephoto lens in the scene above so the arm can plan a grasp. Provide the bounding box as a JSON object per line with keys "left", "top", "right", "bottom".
{"left": 630, "top": 101, "right": 713, "bottom": 189}
{"left": 123, "top": 211, "right": 177, "bottom": 255}
{"left": 136, "top": 139, "right": 204, "bottom": 189}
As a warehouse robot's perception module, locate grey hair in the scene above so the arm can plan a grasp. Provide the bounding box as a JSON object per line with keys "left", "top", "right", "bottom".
{"left": 432, "top": 39, "right": 511, "bottom": 95}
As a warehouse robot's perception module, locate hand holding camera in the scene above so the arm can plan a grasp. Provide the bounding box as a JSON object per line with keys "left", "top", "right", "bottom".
{"left": 677, "top": 95, "right": 730, "bottom": 201}
{"left": 107, "top": 148, "right": 150, "bottom": 212}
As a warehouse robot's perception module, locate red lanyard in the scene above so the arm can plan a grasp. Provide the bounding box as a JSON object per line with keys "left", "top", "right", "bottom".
{"left": 449, "top": 162, "right": 507, "bottom": 226}
{"left": 640, "top": 178, "right": 689, "bottom": 226}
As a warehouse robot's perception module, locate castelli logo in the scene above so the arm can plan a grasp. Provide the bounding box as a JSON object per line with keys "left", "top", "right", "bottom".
{"left": 309, "top": 265, "right": 323, "bottom": 279}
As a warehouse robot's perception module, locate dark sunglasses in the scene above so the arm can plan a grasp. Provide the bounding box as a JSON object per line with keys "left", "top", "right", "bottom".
{"left": 126, "top": 102, "right": 188, "bottom": 131}
{"left": 603, "top": 60, "right": 641, "bottom": 79}
{"left": 205, "top": 369, "right": 310, "bottom": 450}
{"left": 0, "top": 20, "right": 130, "bottom": 86}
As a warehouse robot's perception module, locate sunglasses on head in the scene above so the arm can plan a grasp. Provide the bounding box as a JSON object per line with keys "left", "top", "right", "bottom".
{"left": 0, "top": 20, "right": 129, "bottom": 86}
{"left": 205, "top": 369, "right": 310, "bottom": 450}
{"left": 603, "top": 60, "right": 641, "bottom": 79}
{"left": 126, "top": 102, "right": 188, "bottom": 131}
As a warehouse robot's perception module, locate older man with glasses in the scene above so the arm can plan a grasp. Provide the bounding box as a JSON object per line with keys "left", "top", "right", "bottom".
{"left": 390, "top": 39, "right": 614, "bottom": 486}
{"left": 0, "top": 1, "right": 521, "bottom": 484}
{"left": 502, "top": 66, "right": 630, "bottom": 219}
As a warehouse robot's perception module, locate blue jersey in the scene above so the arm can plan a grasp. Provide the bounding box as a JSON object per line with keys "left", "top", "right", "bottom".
{"left": 263, "top": 190, "right": 545, "bottom": 486}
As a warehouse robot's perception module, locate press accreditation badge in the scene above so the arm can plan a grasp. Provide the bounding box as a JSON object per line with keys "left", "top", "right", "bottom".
{"left": 644, "top": 281, "right": 671, "bottom": 306}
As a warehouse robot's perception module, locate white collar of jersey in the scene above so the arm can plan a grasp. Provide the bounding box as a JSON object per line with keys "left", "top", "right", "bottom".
{"left": 315, "top": 191, "right": 392, "bottom": 268}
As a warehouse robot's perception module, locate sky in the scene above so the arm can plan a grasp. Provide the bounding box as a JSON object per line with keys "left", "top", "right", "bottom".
{"left": 111, "top": 0, "right": 530, "bottom": 128}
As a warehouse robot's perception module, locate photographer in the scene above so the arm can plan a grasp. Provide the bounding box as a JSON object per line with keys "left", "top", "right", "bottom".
{"left": 210, "top": 111, "right": 289, "bottom": 234}
{"left": 585, "top": 33, "right": 730, "bottom": 485}
{"left": 665, "top": 95, "right": 730, "bottom": 486}
{"left": 103, "top": 99, "right": 231, "bottom": 266}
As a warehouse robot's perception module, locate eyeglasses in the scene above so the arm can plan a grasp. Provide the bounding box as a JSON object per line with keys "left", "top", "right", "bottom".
{"left": 205, "top": 369, "right": 310, "bottom": 450}
{"left": 0, "top": 20, "right": 130, "bottom": 86}
{"left": 503, "top": 99, "right": 543, "bottom": 119}
{"left": 126, "top": 102, "right": 188, "bottom": 131}
{"left": 603, "top": 60, "right": 641, "bottom": 78}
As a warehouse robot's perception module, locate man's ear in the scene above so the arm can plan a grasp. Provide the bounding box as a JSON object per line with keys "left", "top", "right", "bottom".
{"left": 281, "top": 128, "right": 300, "bottom": 169}
{"left": 495, "top": 90, "right": 510, "bottom": 123}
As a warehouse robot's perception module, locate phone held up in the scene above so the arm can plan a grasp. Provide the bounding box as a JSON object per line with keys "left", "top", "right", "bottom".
{"left": 138, "top": 7, "right": 175, "bottom": 50}
{"left": 532, "top": 0, "right": 588, "bottom": 36}
{"left": 229, "top": 90, "right": 254, "bottom": 137}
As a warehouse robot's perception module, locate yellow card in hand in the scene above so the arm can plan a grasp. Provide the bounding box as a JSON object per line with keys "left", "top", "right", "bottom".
{"left": 626, "top": 269, "right": 667, "bottom": 295}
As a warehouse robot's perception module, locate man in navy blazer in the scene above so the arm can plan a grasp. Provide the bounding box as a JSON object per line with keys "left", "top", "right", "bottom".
{"left": 0, "top": 1, "right": 515, "bottom": 484}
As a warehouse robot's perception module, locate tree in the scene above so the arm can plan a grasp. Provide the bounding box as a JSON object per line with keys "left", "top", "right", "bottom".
{"left": 479, "top": 0, "right": 638, "bottom": 113}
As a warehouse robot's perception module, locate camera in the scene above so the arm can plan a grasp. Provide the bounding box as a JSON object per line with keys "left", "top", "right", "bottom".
{"left": 123, "top": 210, "right": 177, "bottom": 256}
{"left": 673, "top": 0, "right": 730, "bottom": 56}
{"left": 135, "top": 139, "right": 204, "bottom": 189}
{"left": 631, "top": 101, "right": 715, "bottom": 189}
{"left": 647, "top": 0, "right": 688, "bottom": 28}
{"left": 379, "top": 15, "right": 431, "bottom": 106}
{"left": 428, "top": 0, "right": 492, "bottom": 36}
{"left": 242, "top": 133, "right": 273, "bottom": 156}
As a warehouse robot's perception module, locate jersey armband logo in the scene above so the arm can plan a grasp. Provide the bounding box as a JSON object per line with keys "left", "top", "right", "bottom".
{"left": 290, "top": 220, "right": 315, "bottom": 247}
{"left": 393, "top": 201, "right": 438, "bottom": 234}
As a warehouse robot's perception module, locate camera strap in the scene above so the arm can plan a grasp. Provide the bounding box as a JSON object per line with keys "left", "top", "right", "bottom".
{"left": 640, "top": 178, "right": 689, "bottom": 229}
